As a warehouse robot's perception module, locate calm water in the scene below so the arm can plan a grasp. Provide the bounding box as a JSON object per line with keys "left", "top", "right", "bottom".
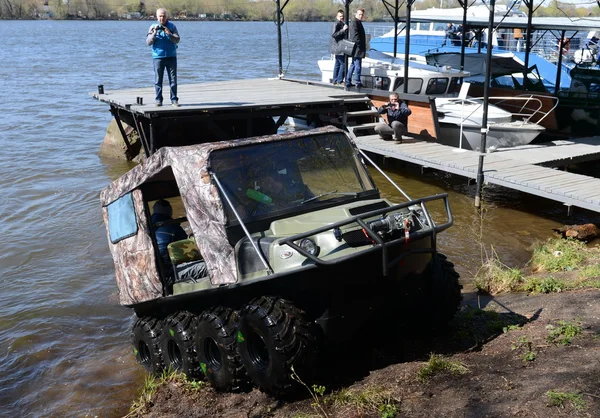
{"left": 0, "top": 20, "right": 594, "bottom": 417}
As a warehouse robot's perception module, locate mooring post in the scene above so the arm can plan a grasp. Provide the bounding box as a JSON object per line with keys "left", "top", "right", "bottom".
{"left": 344, "top": 1, "right": 350, "bottom": 84}
{"left": 403, "top": 1, "right": 415, "bottom": 94}
{"left": 276, "top": 0, "right": 283, "bottom": 77}
{"left": 522, "top": 0, "right": 535, "bottom": 91}
{"left": 459, "top": 0, "right": 468, "bottom": 70}
{"left": 554, "top": 29, "right": 566, "bottom": 96}
{"left": 474, "top": 0, "right": 496, "bottom": 208}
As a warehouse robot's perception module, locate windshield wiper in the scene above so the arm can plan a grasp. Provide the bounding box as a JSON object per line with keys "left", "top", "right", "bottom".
{"left": 301, "top": 190, "right": 358, "bottom": 204}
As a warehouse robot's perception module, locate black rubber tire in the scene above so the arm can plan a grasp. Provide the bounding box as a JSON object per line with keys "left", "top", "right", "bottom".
{"left": 429, "top": 253, "right": 463, "bottom": 327}
{"left": 196, "top": 306, "right": 248, "bottom": 391}
{"left": 160, "top": 311, "right": 200, "bottom": 377}
{"left": 237, "top": 296, "right": 319, "bottom": 398}
{"left": 131, "top": 316, "right": 164, "bottom": 374}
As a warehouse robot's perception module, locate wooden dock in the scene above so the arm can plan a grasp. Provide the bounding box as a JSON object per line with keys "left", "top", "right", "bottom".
{"left": 91, "top": 77, "right": 600, "bottom": 213}
{"left": 92, "top": 78, "right": 370, "bottom": 115}
{"left": 354, "top": 134, "right": 600, "bottom": 212}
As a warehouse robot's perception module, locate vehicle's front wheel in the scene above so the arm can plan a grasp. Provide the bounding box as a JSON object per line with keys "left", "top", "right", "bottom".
{"left": 196, "top": 306, "right": 247, "bottom": 391}
{"left": 160, "top": 311, "right": 199, "bottom": 377}
{"left": 131, "top": 316, "right": 164, "bottom": 373}
{"left": 237, "top": 296, "right": 319, "bottom": 398}
{"left": 429, "top": 253, "right": 462, "bottom": 327}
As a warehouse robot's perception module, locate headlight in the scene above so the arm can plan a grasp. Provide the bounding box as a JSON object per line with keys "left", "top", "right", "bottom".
{"left": 298, "top": 238, "right": 319, "bottom": 256}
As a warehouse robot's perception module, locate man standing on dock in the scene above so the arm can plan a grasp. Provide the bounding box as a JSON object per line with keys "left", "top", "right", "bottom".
{"left": 329, "top": 9, "right": 348, "bottom": 86}
{"left": 345, "top": 8, "right": 366, "bottom": 89}
{"left": 374, "top": 93, "right": 411, "bottom": 142}
{"left": 147, "top": 8, "right": 181, "bottom": 107}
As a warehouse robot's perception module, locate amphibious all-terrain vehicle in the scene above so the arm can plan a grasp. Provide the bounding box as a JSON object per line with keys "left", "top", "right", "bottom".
{"left": 101, "top": 126, "right": 461, "bottom": 397}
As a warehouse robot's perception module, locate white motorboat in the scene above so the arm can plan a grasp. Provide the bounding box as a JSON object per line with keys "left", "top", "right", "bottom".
{"left": 435, "top": 96, "right": 546, "bottom": 151}
{"left": 318, "top": 51, "right": 547, "bottom": 151}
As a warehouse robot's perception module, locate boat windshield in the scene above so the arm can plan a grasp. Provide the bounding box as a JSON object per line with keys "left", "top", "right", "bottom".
{"left": 210, "top": 132, "right": 376, "bottom": 222}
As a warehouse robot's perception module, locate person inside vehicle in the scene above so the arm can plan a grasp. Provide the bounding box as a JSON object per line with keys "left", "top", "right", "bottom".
{"left": 247, "top": 166, "right": 313, "bottom": 215}
{"left": 151, "top": 199, "right": 207, "bottom": 283}
{"left": 374, "top": 92, "right": 412, "bottom": 142}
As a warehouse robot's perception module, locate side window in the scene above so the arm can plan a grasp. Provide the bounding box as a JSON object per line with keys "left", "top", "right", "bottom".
{"left": 448, "top": 77, "right": 460, "bottom": 93}
{"left": 363, "top": 76, "right": 391, "bottom": 90}
{"left": 426, "top": 78, "right": 449, "bottom": 95}
{"left": 107, "top": 192, "right": 138, "bottom": 244}
{"left": 394, "top": 78, "right": 423, "bottom": 94}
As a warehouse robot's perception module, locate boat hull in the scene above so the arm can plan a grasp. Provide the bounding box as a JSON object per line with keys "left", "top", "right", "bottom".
{"left": 438, "top": 122, "right": 545, "bottom": 151}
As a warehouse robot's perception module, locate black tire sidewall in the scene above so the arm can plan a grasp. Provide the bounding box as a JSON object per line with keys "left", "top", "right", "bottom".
{"left": 131, "top": 317, "right": 163, "bottom": 374}
{"left": 160, "top": 312, "right": 199, "bottom": 376}
{"left": 196, "top": 308, "right": 245, "bottom": 391}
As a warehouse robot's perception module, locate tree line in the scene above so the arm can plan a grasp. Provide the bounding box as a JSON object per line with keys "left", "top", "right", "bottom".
{"left": 1, "top": 0, "right": 597, "bottom": 21}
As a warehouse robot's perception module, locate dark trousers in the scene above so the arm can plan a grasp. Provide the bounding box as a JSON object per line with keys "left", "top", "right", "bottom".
{"left": 154, "top": 57, "right": 178, "bottom": 103}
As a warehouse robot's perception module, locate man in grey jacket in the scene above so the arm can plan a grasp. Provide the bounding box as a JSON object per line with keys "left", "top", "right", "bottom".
{"left": 329, "top": 9, "right": 348, "bottom": 85}
{"left": 345, "top": 8, "right": 366, "bottom": 88}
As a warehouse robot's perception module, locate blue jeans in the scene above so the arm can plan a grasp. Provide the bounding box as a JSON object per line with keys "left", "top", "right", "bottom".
{"left": 333, "top": 55, "right": 345, "bottom": 83}
{"left": 154, "top": 57, "right": 178, "bottom": 103}
{"left": 346, "top": 57, "right": 362, "bottom": 85}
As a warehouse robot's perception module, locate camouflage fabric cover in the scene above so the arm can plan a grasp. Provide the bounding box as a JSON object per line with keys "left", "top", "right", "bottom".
{"left": 102, "top": 189, "right": 163, "bottom": 305}
{"left": 168, "top": 238, "right": 202, "bottom": 265}
{"left": 100, "top": 126, "right": 344, "bottom": 305}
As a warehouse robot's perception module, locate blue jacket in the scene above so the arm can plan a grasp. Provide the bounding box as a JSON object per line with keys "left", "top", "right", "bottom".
{"left": 151, "top": 213, "right": 187, "bottom": 263}
{"left": 147, "top": 21, "right": 180, "bottom": 59}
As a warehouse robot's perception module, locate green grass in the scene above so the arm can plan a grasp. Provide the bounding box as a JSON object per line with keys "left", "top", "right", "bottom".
{"left": 127, "top": 369, "right": 205, "bottom": 417}
{"left": 326, "top": 386, "right": 398, "bottom": 417}
{"left": 546, "top": 390, "right": 587, "bottom": 411}
{"left": 511, "top": 335, "right": 536, "bottom": 363}
{"left": 471, "top": 239, "right": 600, "bottom": 296}
{"left": 523, "top": 276, "right": 566, "bottom": 294}
{"left": 473, "top": 258, "right": 523, "bottom": 294}
{"left": 417, "top": 354, "right": 469, "bottom": 382}
{"left": 579, "top": 264, "right": 600, "bottom": 280}
{"left": 547, "top": 320, "right": 583, "bottom": 345}
{"left": 530, "top": 238, "right": 586, "bottom": 273}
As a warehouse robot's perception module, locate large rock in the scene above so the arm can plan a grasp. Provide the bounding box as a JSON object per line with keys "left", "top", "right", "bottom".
{"left": 98, "top": 118, "right": 143, "bottom": 162}
{"left": 553, "top": 223, "right": 600, "bottom": 241}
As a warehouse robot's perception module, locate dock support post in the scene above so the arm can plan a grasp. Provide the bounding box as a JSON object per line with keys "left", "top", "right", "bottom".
{"left": 109, "top": 106, "right": 135, "bottom": 160}
{"left": 458, "top": 0, "right": 468, "bottom": 70}
{"left": 475, "top": 0, "right": 496, "bottom": 209}
{"left": 522, "top": 0, "right": 535, "bottom": 91}
{"left": 275, "top": 0, "right": 290, "bottom": 77}
{"left": 343, "top": 1, "right": 350, "bottom": 83}
{"left": 554, "top": 29, "right": 566, "bottom": 96}
{"left": 403, "top": 1, "right": 415, "bottom": 94}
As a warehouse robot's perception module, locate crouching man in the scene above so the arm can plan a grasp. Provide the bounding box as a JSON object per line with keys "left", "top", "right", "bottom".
{"left": 374, "top": 93, "right": 411, "bottom": 142}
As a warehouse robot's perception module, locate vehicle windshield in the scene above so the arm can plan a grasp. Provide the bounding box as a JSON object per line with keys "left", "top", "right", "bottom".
{"left": 210, "top": 132, "right": 376, "bottom": 222}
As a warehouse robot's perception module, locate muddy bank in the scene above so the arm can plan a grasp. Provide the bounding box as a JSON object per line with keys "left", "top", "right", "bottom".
{"left": 127, "top": 287, "right": 600, "bottom": 418}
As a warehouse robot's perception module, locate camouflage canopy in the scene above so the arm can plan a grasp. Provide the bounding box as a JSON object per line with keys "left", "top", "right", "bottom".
{"left": 100, "top": 126, "right": 343, "bottom": 305}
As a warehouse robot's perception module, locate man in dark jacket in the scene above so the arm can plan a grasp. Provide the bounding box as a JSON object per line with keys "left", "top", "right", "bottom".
{"left": 151, "top": 199, "right": 187, "bottom": 264}
{"left": 151, "top": 199, "right": 207, "bottom": 284}
{"left": 345, "top": 8, "right": 366, "bottom": 88}
{"left": 329, "top": 9, "right": 348, "bottom": 85}
{"left": 374, "top": 93, "right": 412, "bottom": 141}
